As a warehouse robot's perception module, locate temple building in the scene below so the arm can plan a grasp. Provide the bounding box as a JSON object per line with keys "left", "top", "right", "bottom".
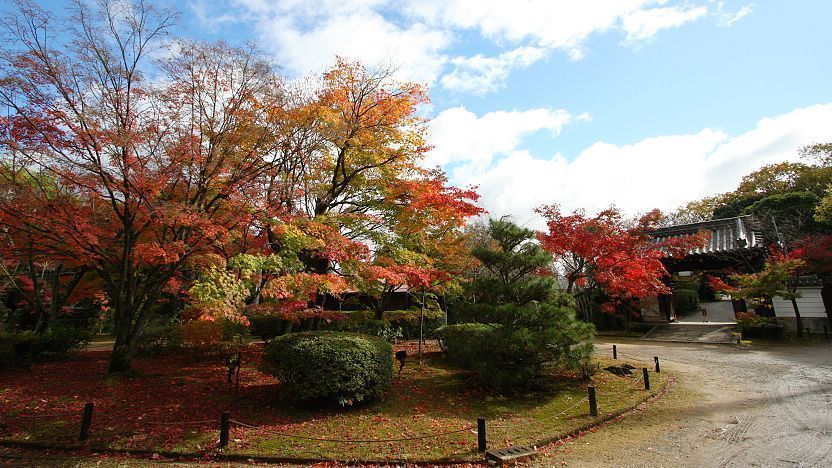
{"left": 642, "top": 215, "right": 830, "bottom": 331}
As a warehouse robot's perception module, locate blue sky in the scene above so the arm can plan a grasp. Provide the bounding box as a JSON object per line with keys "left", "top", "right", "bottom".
{"left": 19, "top": 0, "right": 832, "bottom": 224}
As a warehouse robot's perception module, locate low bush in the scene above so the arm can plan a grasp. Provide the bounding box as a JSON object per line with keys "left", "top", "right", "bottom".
{"left": 0, "top": 337, "right": 15, "bottom": 369}
{"left": 384, "top": 309, "right": 445, "bottom": 339}
{"left": 735, "top": 311, "right": 776, "bottom": 327}
{"left": 0, "top": 325, "right": 91, "bottom": 365}
{"left": 135, "top": 326, "right": 184, "bottom": 356}
{"left": 327, "top": 309, "right": 445, "bottom": 342}
{"left": 38, "top": 325, "right": 92, "bottom": 356}
{"left": 221, "top": 319, "right": 249, "bottom": 341}
{"left": 181, "top": 320, "right": 224, "bottom": 349}
{"left": 248, "top": 313, "right": 291, "bottom": 342}
{"left": 262, "top": 331, "right": 393, "bottom": 406}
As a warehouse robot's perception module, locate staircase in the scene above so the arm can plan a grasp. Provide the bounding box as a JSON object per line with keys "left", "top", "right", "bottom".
{"left": 641, "top": 323, "right": 738, "bottom": 344}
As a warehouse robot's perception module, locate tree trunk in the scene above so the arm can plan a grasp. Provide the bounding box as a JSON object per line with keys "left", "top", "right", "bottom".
{"left": 791, "top": 297, "right": 804, "bottom": 337}
{"left": 107, "top": 298, "right": 152, "bottom": 374}
{"left": 791, "top": 271, "right": 803, "bottom": 337}
{"left": 108, "top": 320, "right": 134, "bottom": 374}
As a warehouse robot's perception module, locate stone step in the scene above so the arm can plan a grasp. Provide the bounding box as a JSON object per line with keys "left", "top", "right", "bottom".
{"left": 486, "top": 445, "right": 537, "bottom": 465}
{"left": 641, "top": 323, "right": 738, "bottom": 344}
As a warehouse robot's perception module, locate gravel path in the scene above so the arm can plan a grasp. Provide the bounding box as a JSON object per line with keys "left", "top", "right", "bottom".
{"left": 537, "top": 338, "right": 832, "bottom": 467}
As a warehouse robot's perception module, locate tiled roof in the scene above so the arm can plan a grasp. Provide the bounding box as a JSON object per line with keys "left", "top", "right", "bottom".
{"left": 650, "top": 215, "right": 764, "bottom": 256}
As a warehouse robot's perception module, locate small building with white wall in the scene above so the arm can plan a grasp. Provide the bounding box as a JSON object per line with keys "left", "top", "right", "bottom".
{"left": 772, "top": 275, "right": 830, "bottom": 332}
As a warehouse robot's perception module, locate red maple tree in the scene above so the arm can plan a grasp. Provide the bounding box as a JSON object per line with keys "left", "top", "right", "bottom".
{"left": 536, "top": 205, "right": 708, "bottom": 322}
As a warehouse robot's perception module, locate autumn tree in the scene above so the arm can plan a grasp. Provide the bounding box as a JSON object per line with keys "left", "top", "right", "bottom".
{"left": 254, "top": 60, "right": 480, "bottom": 318}
{"left": 536, "top": 205, "right": 707, "bottom": 325}
{"left": 712, "top": 252, "right": 807, "bottom": 334}
{"left": 670, "top": 144, "right": 832, "bottom": 224}
{"left": 262, "top": 60, "right": 431, "bottom": 256}
{"left": 0, "top": 1, "right": 285, "bottom": 372}
{"left": 0, "top": 166, "right": 95, "bottom": 333}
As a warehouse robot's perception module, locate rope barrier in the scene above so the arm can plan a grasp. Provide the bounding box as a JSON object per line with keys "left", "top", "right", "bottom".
{"left": 13, "top": 412, "right": 80, "bottom": 419}
{"left": 230, "top": 419, "right": 473, "bottom": 443}
{"left": 617, "top": 351, "right": 651, "bottom": 363}
{"left": 491, "top": 396, "right": 589, "bottom": 429}
{"left": 143, "top": 420, "right": 214, "bottom": 426}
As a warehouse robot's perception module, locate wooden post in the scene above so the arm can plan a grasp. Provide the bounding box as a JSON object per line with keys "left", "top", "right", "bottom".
{"left": 654, "top": 356, "right": 660, "bottom": 373}
{"left": 588, "top": 386, "right": 598, "bottom": 417}
{"left": 220, "top": 412, "right": 230, "bottom": 448}
{"left": 642, "top": 368, "right": 651, "bottom": 390}
{"left": 477, "top": 417, "right": 486, "bottom": 452}
{"left": 612, "top": 345, "right": 617, "bottom": 359}
{"left": 79, "top": 402, "right": 93, "bottom": 441}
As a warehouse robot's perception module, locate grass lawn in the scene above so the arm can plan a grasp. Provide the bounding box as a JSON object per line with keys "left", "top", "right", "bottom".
{"left": 0, "top": 341, "right": 668, "bottom": 462}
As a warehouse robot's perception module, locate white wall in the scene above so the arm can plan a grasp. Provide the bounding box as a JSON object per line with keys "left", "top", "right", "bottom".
{"left": 773, "top": 287, "right": 828, "bottom": 318}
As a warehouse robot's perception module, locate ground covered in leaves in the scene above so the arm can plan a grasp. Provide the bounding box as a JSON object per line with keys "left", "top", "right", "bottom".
{"left": 0, "top": 340, "right": 668, "bottom": 462}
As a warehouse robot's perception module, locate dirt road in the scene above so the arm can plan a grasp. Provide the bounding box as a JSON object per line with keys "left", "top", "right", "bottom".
{"left": 538, "top": 338, "right": 832, "bottom": 467}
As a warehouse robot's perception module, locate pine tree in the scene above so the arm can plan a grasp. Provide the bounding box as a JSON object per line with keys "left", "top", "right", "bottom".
{"left": 441, "top": 218, "right": 594, "bottom": 391}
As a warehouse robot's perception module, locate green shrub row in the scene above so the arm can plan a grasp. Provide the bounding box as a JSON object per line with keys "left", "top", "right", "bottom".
{"left": 328, "top": 309, "right": 445, "bottom": 341}
{"left": 135, "top": 319, "right": 248, "bottom": 356}
{"left": 0, "top": 325, "right": 91, "bottom": 368}
{"left": 262, "top": 331, "right": 392, "bottom": 406}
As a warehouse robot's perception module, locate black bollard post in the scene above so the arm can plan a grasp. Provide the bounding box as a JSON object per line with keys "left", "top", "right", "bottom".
{"left": 654, "top": 356, "right": 660, "bottom": 373}
{"left": 79, "top": 402, "right": 94, "bottom": 441}
{"left": 477, "top": 417, "right": 487, "bottom": 452}
{"left": 825, "top": 325, "right": 829, "bottom": 339}
{"left": 588, "top": 385, "right": 598, "bottom": 417}
{"left": 220, "top": 412, "right": 230, "bottom": 448}
{"left": 806, "top": 328, "right": 811, "bottom": 338}
{"left": 613, "top": 345, "right": 617, "bottom": 360}
{"left": 642, "top": 367, "right": 650, "bottom": 391}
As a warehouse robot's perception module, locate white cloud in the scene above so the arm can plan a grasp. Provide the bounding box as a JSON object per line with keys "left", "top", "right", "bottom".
{"left": 406, "top": 1, "right": 710, "bottom": 53}
{"left": 446, "top": 104, "right": 832, "bottom": 228}
{"left": 621, "top": 6, "right": 708, "bottom": 45}
{"left": 192, "top": 0, "right": 718, "bottom": 93}
{"left": 715, "top": 2, "right": 754, "bottom": 28}
{"left": 425, "top": 106, "right": 575, "bottom": 171}
{"left": 441, "top": 47, "right": 547, "bottom": 95}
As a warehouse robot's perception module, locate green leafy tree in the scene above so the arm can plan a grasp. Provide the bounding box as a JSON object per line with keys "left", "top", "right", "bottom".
{"left": 441, "top": 218, "right": 594, "bottom": 391}
{"left": 743, "top": 192, "right": 822, "bottom": 246}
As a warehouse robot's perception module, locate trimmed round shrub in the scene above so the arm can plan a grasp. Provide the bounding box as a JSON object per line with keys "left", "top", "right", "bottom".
{"left": 263, "top": 331, "right": 393, "bottom": 406}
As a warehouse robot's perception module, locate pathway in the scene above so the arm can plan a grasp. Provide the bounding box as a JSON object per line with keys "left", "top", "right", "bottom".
{"left": 535, "top": 338, "right": 832, "bottom": 467}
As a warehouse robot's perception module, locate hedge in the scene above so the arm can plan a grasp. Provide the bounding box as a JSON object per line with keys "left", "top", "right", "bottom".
{"left": 262, "top": 331, "right": 392, "bottom": 406}
{"left": 328, "top": 309, "right": 445, "bottom": 342}
{"left": 0, "top": 325, "right": 91, "bottom": 366}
